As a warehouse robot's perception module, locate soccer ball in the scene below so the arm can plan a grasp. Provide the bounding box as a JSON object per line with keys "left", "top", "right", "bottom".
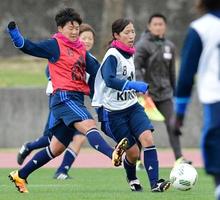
{"left": 169, "top": 163, "right": 198, "bottom": 191}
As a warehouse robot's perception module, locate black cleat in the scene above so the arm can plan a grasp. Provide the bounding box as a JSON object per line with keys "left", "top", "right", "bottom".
{"left": 17, "top": 143, "right": 31, "bottom": 165}
{"left": 151, "top": 179, "right": 171, "bottom": 192}
{"left": 53, "top": 172, "right": 72, "bottom": 180}
{"left": 128, "top": 179, "right": 143, "bottom": 192}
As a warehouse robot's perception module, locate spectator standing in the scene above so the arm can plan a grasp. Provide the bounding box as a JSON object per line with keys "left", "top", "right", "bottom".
{"left": 134, "top": 13, "right": 191, "bottom": 166}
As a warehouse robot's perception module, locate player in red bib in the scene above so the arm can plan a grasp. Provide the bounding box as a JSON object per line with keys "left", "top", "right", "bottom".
{"left": 7, "top": 8, "right": 128, "bottom": 193}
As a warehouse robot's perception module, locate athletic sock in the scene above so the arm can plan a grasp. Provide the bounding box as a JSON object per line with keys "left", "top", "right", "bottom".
{"left": 143, "top": 145, "right": 159, "bottom": 188}
{"left": 55, "top": 148, "right": 77, "bottom": 174}
{"left": 86, "top": 128, "right": 113, "bottom": 159}
{"left": 19, "top": 146, "right": 55, "bottom": 179}
{"left": 123, "top": 157, "right": 137, "bottom": 181}
{"left": 26, "top": 135, "right": 51, "bottom": 151}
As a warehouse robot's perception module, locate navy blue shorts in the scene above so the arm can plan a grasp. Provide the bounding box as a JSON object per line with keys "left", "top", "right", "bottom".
{"left": 98, "top": 103, "right": 154, "bottom": 148}
{"left": 42, "top": 111, "right": 53, "bottom": 138}
{"left": 50, "top": 121, "right": 78, "bottom": 147}
{"left": 44, "top": 95, "right": 82, "bottom": 146}
{"left": 201, "top": 102, "right": 220, "bottom": 175}
{"left": 50, "top": 91, "right": 93, "bottom": 127}
{"left": 43, "top": 96, "right": 56, "bottom": 137}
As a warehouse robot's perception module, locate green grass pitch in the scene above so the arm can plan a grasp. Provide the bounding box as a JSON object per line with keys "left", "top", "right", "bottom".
{"left": 0, "top": 168, "right": 214, "bottom": 200}
{"left": 0, "top": 57, "right": 47, "bottom": 87}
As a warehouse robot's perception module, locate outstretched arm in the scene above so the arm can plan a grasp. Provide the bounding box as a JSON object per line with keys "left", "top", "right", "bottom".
{"left": 7, "top": 21, "right": 24, "bottom": 48}
{"left": 7, "top": 21, "right": 59, "bottom": 62}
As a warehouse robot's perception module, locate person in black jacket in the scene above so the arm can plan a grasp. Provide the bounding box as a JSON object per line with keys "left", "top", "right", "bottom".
{"left": 134, "top": 13, "right": 191, "bottom": 167}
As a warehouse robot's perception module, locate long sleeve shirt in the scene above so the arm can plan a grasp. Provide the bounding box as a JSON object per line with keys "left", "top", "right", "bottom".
{"left": 101, "top": 48, "right": 130, "bottom": 91}
{"left": 175, "top": 11, "right": 220, "bottom": 114}
{"left": 21, "top": 39, "right": 99, "bottom": 76}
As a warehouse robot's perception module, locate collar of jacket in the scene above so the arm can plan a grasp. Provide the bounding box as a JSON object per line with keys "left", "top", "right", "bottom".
{"left": 145, "top": 31, "right": 165, "bottom": 42}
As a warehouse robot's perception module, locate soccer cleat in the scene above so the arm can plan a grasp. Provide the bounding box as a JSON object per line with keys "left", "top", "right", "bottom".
{"left": 175, "top": 157, "right": 192, "bottom": 166}
{"left": 128, "top": 179, "right": 143, "bottom": 192}
{"left": 53, "top": 172, "right": 72, "bottom": 180}
{"left": 8, "top": 170, "right": 28, "bottom": 193}
{"left": 151, "top": 179, "right": 171, "bottom": 192}
{"left": 136, "top": 160, "right": 145, "bottom": 171}
{"left": 112, "top": 138, "right": 128, "bottom": 167}
{"left": 17, "top": 143, "right": 31, "bottom": 165}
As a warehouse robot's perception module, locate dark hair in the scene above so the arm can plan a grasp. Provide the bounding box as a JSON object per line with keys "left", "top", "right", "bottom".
{"left": 112, "top": 18, "right": 133, "bottom": 39}
{"left": 196, "top": 0, "right": 220, "bottom": 12}
{"left": 79, "top": 23, "right": 95, "bottom": 38}
{"left": 148, "top": 13, "right": 167, "bottom": 24}
{"left": 55, "top": 8, "right": 82, "bottom": 27}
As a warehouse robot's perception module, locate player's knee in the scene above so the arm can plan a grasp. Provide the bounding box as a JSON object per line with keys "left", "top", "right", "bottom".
{"left": 52, "top": 148, "right": 64, "bottom": 157}
{"left": 139, "top": 131, "right": 154, "bottom": 147}
{"left": 74, "top": 134, "right": 86, "bottom": 145}
{"left": 74, "top": 119, "right": 97, "bottom": 134}
{"left": 71, "top": 135, "right": 86, "bottom": 153}
{"left": 49, "top": 137, "right": 66, "bottom": 156}
{"left": 126, "top": 144, "right": 140, "bottom": 163}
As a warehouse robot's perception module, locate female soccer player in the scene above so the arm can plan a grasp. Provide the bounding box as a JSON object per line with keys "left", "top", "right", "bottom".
{"left": 92, "top": 18, "right": 170, "bottom": 192}
{"left": 7, "top": 8, "right": 127, "bottom": 193}
{"left": 53, "top": 23, "right": 99, "bottom": 179}
{"left": 17, "top": 23, "right": 100, "bottom": 180}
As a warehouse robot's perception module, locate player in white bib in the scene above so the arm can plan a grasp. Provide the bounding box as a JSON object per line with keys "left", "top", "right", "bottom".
{"left": 171, "top": 1, "right": 220, "bottom": 199}
{"left": 92, "top": 18, "right": 170, "bottom": 192}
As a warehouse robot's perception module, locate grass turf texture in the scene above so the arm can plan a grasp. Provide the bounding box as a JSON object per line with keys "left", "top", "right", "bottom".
{"left": 0, "top": 168, "right": 214, "bottom": 200}
{"left": 0, "top": 57, "right": 47, "bottom": 87}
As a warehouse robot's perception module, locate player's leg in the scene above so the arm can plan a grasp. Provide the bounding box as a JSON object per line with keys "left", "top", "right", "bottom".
{"left": 17, "top": 134, "right": 51, "bottom": 165}
{"left": 202, "top": 102, "right": 220, "bottom": 200}
{"left": 136, "top": 141, "right": 144, "bottom": 170}
{"left": 56, "top": 91, "right": 127, "bottom": 166}
{"left": 9, "top": 122, "right": 72, "bottom": 193}
{"left": 54, "top": 133, "right": 86, "bottom": 179}
{"left": 74, "top": 119, "right": 127, "bottom": 166}
{"left": 100, "top": 109, "right": 142, "bottom": 191}
{"left": 139, "top": 131, "right": 171, "bottom": 192}
{"left": 17, "top": 108, "right": 54, "bottom": 165}
{"left": 131, "top": 103, "right": 170, "bottom": 192}
{"left": 155, "top": 100, "right": 190, "bottom": 164}
{"left": 124, "top": 144, "right": 143, "bottom": 191}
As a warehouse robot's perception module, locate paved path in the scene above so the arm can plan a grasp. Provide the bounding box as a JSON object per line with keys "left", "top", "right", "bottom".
{"left": 0, "top": 148, "right": 203, "bottom": 168}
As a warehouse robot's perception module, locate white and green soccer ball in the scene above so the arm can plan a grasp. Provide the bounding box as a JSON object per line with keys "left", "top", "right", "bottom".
{"left": 170, "top": 163, "right": 198, "bottom": 191}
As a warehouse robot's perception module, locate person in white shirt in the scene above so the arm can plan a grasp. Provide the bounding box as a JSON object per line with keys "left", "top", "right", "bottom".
{"left": 171, "top": 1, "right": 220, "bottom": 199}
{"left": 92, "top": 18, "right": 170, "bottom": 193}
